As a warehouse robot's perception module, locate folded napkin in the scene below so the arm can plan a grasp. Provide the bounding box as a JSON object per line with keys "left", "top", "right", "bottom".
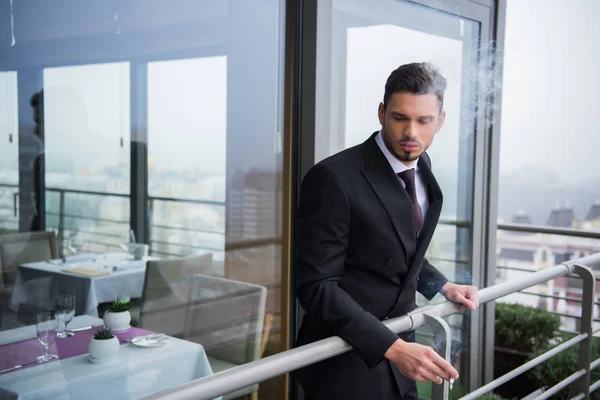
{"left": 63, "top": 268, "right": 110, "bottom": 277}
{"left": 48, "top": 253, "right": 97, "bottom": 265}
{"left": 64, "top": 253, "right": 97, "bottom": 263}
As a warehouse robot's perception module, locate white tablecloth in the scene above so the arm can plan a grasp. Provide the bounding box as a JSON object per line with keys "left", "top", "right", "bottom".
{"left": 9, "top": 253, "right": 151, "bottom": 317}
{"left": 0, "top": 316, "right": 219, "bottom": 400}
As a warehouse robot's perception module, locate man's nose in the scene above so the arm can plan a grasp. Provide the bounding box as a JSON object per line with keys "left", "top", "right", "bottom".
{"left": 403, "top": 122, "right": 418, "bottom": 139}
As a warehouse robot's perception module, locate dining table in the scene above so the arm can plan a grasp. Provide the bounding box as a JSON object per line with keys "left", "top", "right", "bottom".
{"left": 0, "top": 315, "right": 219, "bottom": 400}
{"left": 9, "top": 252, "right": 154, "bottom": 317}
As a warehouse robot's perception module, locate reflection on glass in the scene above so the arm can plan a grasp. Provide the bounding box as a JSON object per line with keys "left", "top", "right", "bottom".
{"left": 0, "top": 0, "right": 285, "bottom": 398}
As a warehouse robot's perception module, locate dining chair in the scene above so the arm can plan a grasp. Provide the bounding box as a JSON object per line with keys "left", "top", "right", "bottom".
{"left": 136, "top": 253, "right": 213, "bottom": 337}
{"left": 0, "top": 231, "right": 59, "bottom": 326}
{"left": 182, "top": 274, "right": 268, "bottom": 400}
{"left": 0, "top": 231, "right": 59, "bottom": 287}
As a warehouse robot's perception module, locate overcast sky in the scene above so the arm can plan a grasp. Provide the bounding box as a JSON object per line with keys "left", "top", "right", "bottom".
{"left": 500, "top": 0, "right": 600, "bottom": 184}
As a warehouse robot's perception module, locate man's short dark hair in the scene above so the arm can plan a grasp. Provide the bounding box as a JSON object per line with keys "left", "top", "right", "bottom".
{"left": 383, "top": 62, "right": 447, "bottom": 110}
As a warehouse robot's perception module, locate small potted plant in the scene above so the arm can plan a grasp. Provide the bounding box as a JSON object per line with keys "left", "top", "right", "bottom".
{"left": 88, "top": 329, "right": 119, "bottom": 360}
{"left": 103, "top": 299, "right": 131, "bottom": 331}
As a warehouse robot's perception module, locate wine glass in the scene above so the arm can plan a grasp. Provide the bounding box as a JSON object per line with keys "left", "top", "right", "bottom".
{"left": 119, "top": 229, "right": 136, "bottom": 252}
{"left": 55, "top": 295, "right": 75, "bottom": 339}
{"left": 66, "top": 231, "right": 84, "bottom": 256}
{"left": 36, "top": 312, "right": 59, "bottom": 362}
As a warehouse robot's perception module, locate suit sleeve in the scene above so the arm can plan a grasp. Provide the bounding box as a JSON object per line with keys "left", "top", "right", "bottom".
{"left": 417, "top": 258, "right": 448, "bottom": 300}
{"left": 296, "top": 164, "right": 399, "bottom": 368}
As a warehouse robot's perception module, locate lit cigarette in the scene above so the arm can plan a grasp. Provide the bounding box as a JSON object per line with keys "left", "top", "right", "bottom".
{"left": 449, "top": 378, "right": 455, "bottom": 390}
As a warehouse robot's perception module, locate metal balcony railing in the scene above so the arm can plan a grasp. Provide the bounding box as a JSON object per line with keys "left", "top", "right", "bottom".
{"left": 141, "top": 253, "right": 600, "bottom": 400}
{"left": 0, "top": 183, "right": 226, "bottom": 257}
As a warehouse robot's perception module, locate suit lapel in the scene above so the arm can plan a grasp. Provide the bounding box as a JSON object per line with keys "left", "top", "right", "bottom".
{"left": 406, "top": 157, "right": 443, "bottom": 276}
{"left": 360, "top": 134, "right": 417, "bottom": 259}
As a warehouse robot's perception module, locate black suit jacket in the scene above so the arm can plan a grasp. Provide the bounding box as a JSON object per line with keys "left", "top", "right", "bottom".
{"left": 294, "top": 132, "right": 448, "bottom": 400}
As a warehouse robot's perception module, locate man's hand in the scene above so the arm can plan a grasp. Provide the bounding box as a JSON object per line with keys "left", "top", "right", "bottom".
{"left": 441, "top": 282, "right": 479, "bottom": 311}
{"left": 384, "top": 339, "right": 458, "bottom": 384}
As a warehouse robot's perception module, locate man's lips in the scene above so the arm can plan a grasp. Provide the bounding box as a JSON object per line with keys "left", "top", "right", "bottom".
{"left": 399, "top": 142, "right": 419, "bottom": 151}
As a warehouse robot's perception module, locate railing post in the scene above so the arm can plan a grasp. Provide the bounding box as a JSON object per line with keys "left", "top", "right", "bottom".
{"left": 13, "top": 192, "right": 19, "bottom": 217}
{"left": 148, "top": 197, "right": 154, "bottom": 254}
{"left": 58, "top": 190, "right": 65, "bottom": 257}
{"left": 569, "top": 263, "right": 595, "bottom": 400}
{"left": 423, "top": 314, "right": 452, "bottom": 400}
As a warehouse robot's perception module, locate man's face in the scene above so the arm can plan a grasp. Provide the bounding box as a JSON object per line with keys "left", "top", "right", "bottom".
{"left": 378, "top": 91, "right": 446, "bottom": 165}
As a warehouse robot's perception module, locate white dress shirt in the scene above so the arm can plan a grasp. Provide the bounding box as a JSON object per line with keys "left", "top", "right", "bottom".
{"left": 375, "top": 131, "right": 430, "bottom": 234}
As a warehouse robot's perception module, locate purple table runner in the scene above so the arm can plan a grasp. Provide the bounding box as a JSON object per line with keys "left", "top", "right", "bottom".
{"left": 0, "top": 326, "right": 154, "bottom": 375}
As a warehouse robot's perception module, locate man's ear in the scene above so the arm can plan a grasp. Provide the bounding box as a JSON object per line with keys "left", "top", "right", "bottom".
{"left": 436, "top": 110, "right": 446, "bottom": 132}
{"left": 378, "top": 103, "right": 385, "bottom": 126}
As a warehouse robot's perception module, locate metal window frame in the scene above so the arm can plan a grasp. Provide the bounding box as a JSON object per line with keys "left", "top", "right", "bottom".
{"left": 295, "top": 0, "right": 501, "bottom": 392}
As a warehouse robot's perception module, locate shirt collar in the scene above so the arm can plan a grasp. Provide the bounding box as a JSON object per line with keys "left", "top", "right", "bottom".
{"left": 375, "top": 130, "right": 419, "bottom": 174}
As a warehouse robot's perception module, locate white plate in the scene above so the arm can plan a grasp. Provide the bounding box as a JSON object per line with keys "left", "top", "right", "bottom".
{"left": 109, "top": 325, "right": 131, "bottom": 332}
{"left": 87, "top": 354, "right": 118, "bottom": 364}
{"left": 130, "top": 334, "right": 169, "bottom": 348}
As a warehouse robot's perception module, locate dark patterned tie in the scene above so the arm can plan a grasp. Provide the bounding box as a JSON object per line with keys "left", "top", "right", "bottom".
{"left": 398, "top": 169, "right": 423, "bottom": 235}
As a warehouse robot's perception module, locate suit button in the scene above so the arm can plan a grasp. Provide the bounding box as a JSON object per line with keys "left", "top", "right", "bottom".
{"left": 385, "top": 259, "right": 394, "bottom": 267}
{"left": 413, "top": 276, "right": 419, "bottom": 286}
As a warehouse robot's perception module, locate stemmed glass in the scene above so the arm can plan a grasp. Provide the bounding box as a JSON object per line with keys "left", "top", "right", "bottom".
{"left": 36, "top": 312, "right": 59, "bottom": 362}
{"left": 55, "top": 295, "right": 75, "bottom": 339}
{"left": 66, "top": 231, "right": 84, "bottom": 256}
{"left": 119, "top": 229, "right": 136, "bottom": 252}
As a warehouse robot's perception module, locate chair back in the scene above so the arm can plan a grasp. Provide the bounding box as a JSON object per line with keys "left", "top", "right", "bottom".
{"left": 0, "top": 231, "right": 59, "bottom": 287}
{"left": 138, "top": 253, "right": 213, "bottom": 336}
{"left": 183, "top": 274, "right": 267, "bottom": 366}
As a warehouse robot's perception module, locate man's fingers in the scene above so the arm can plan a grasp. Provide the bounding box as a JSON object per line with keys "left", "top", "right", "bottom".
{"left": 426, "top": 359, "right": 453, "bottom": 383}
{"left": 430, "top": 352, "right": 459, "bottom": 380}
{"left": 468, "top": 289, "right": 480, "bottom": 308}
{"left": 419, "top": 368, "right": 443, "bottom": 385}
{"left": 455, "top": 292, "right": 477, "bottom": 310}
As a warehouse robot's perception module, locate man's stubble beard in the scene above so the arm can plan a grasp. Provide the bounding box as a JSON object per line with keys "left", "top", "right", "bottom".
{"left": 383, "top": 133, "right": 419, "bottom": 163}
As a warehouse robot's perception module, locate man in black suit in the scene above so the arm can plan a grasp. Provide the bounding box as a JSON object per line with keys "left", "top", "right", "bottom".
{"left": 294, "top": 62, "right": 479, "bottom": 400}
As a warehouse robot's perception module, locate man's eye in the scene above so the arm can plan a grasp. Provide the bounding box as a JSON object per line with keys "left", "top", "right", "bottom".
{"left": 419, "top": 119, "right": 430, "bottom": 124}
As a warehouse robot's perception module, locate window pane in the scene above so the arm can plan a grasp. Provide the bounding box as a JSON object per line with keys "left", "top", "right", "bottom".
{"left": 0, "top": 1, "right": 286, "bottom": 399}
{"left": 147, "top": 57, "right": 227, "bottom": 268}
{"left": 43, "top": 62, "right": 131, "bottom": 252}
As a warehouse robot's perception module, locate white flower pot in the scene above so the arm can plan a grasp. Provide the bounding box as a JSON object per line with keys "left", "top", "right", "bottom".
{"left": 88, "top": 336, "right": 119, "bottom": 359}
{"left": 103, "top": 310, "right": 131, "bottom": 331}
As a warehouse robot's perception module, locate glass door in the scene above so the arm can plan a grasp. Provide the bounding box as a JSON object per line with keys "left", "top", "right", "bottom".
{"left": 307, "top": 0, "right": 494, "bottom": 396}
